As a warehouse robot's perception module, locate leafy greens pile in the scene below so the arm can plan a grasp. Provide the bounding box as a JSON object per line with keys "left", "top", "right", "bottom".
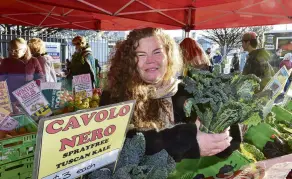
{"left": 89, "top": 133, "right": 176, "bottom": 179}
{"left": 183, "top": 69, "right": 273, "bottom": 133}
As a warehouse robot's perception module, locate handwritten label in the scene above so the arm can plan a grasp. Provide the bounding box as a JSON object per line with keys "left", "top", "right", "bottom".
{"left": 13, "top": 81, "right": 52, "bottom": 117}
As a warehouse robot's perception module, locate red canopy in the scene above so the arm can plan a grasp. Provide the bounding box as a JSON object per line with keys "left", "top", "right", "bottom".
{"left": 1, "top": 0, "right": 292, "bottom": 30}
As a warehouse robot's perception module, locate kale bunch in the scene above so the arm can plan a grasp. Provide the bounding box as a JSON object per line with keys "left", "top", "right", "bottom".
{"left": 89, "top": 133, "right": 176, "bottom": 179}
{"left": 184, "top": 69, "right": 273, "bottom": 133}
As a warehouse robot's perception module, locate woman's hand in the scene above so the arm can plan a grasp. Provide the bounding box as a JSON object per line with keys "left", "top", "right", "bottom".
{"left": 195, "top": 120, "right": 232, "bottom": 156}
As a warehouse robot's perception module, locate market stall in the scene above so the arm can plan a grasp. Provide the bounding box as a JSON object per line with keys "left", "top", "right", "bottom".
{"left": 0, "top": 1, "right": 292, "bottom": 179}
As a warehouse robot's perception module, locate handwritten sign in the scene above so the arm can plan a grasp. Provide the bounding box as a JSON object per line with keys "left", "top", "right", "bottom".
{"left": 0, "top": 108, "right": 18, "bottom": 131}
{"left": 72, "top": 74, "right": 92, "bottom": 100}
{"left": 12, "top": 81, "right": 52, "bottom": 118}
{"left": 0, "top": 81, "right": 12, "bottom": 112}
{"left": 264, "top": 66, "right": 290, "bottom": 96}
{"left": 41, "top": 82, "right": 62, "bottom": 110}
{"left": 33, "top": 101, "right": 135, "bottom": 179}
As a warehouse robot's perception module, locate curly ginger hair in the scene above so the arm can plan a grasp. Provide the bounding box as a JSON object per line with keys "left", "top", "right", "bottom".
{"left": 107, "top": 27, "right": 183, "bottom": 130}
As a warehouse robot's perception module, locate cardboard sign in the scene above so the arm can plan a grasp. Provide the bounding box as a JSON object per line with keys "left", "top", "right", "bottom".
{"left": 72, "top": 74, "right": 93, "bottom": 100}
{"left": 12, "top": 81, "right": 52, "bottom": 118}
{"left": 0, "top": 81, "right": 12, "bottom": 112}
{"left": 33, "top": 100, "right": 135, "bottom": 179}
{"left": 41, "top": 82, "right": 62, "bottom": 110}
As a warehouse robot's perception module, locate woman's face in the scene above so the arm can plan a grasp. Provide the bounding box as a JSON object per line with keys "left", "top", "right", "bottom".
{"left": 9, "top": 42, "right": 27, "bottom": 59}
{"left": 136, "top": 36, "right": 168, "bottom": 85}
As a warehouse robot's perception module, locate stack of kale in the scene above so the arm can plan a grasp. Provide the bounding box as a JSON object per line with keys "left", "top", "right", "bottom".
{"left": 89, "top": 133, "right": 176, "bottom": 179}
{"left": 183, "top": 69, "right": 273, "bottom": 133}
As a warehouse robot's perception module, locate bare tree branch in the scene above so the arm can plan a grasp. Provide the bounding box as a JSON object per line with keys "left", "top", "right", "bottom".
{"left": 202, "top": 26, "right": 272, "bottom": 54}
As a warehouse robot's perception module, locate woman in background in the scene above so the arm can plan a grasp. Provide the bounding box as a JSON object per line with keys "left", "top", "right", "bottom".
{"left": 179, "top": 38, "right": 212, "bottom": 74}
{"left": 279, "top": 53, "right": 292, "bottom": 70}
{"left": 28, "top": 38, "right": 57, "bottom": 82}
{"left": 0, "top": 38, "right": 44, "bottom": 112}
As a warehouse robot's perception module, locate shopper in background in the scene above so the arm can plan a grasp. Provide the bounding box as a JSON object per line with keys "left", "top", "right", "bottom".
{"left": 279, "top": 53, "right": 292, "bottom": 70}
{"left": 0, "top": 38, "right": 44, "bottom": 112}
{"left": 28, "top": 38, "right": 57, "bottom": 82}
{"left": 180, "top": 38, "right": 212, "bottom": 73}
{"left": 101, "top": 27, "right": 242, "bottom": 162}
{"left": 231, "top": 53, "right": 240, "bottom": 72}
{"left": 241, "top": 32, "right": 274, "bottom": 91}
{"left": 67, "top": 36, "right": 96, "bottom": 88}
{"left": 205, "top": 47, "right": 212, "bottom": 64}
{"left": 212, "top": 50, "right": 223, "bottom": 64}
{"left": 270, "top": 48, "right": 283, "bottom": 69}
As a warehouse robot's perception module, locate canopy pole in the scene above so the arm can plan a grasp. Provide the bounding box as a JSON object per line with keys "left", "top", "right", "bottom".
{"left": 184, "top": 7, "right": 192, "bottom": 38}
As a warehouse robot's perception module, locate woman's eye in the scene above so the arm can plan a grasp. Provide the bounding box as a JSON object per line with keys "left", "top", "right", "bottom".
{"left": 154, "top": 51, "right": 161, "bottom": 54}
{"left": 138, "top": 54, "right": 146, "bottom": 57}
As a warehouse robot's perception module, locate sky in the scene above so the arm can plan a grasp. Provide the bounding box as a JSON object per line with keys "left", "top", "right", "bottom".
{"left": 164, "top": 24, "right": 292, "bottom": 38}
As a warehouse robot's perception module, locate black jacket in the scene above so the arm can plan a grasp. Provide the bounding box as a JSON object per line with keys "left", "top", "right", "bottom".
{"left": 100, "top": 83, "right": 242, "bottom": 162}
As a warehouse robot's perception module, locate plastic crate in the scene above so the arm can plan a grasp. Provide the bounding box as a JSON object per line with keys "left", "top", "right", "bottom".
{"left": 0, "top": 156, "right": 33, "bottom": 179}
{"left": 0, "top": 115, "right": 37, "bottom": 165}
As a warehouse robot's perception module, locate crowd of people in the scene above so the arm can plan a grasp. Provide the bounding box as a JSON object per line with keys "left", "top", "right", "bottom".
{"left": 0, "top": 36, "right": 100, "bottom": 112}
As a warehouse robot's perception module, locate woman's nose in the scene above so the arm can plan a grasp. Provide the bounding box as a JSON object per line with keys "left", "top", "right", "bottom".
{"left": 146, "top": 55, "right": 155, "bottom": 64}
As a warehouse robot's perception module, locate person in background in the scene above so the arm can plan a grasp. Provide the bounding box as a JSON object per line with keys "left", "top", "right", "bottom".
{"left": 270, "top": 48, "right": 283, "bottom": 69}
{"left": 279, "top": 53, "right": 292, "bottom": 70}
{"left": 179, "top": 38, "right": 212, "bottom": 73}
{"left": 0, "top": 38, "right": 44, "bottom": 112}
{"left": 205, "top": 47, "right": 212, "bottom": 64}
{"left": 100, "top": 27, "right": 242, "bottom": 162}
{"left": 28, "top": 38, "right": 57, "bottom": 82}
{"left": 67, "top": 36, "right": 96, "bottom": 88}
{"left": 242, "top": 32, "right": 274, "bottom": 91}
{"left": 231, "top": 53, "right": 240, "bottom": 72}
{"left": 212, "top": 50, "right": 223, "bottom": 64}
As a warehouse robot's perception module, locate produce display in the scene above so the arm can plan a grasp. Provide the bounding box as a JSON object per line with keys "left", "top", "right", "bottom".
{"left": 183, "top": 69, "right": 272, "bottom": 133}
{"left": 57, "top": 88, "right": 101, "bottom": 113}
{"left": 88, "top": 133, "right": 176, "bottom": 179}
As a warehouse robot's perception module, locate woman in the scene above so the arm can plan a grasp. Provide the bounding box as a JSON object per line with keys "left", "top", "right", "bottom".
{"left": 101, "top": 27, "right": 242, "bottom": 161}
{"left": 28, "top": 38, "right": 57, "bottom": 82}
{"left": 67, "top": 36, "right": 96, "bottom": 88}
{"left": 0, "top": 38, "right": 44, "bottom": 104}
{"left": 179, "top": 38, "right": 211, "bottom": 72}
{"left": 279, "top": 53, "right": 292, "bottom": 70}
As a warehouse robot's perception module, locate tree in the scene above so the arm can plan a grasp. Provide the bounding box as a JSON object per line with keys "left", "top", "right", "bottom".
{"left": 202, "top": 26, "right": 273, "bottom": 55}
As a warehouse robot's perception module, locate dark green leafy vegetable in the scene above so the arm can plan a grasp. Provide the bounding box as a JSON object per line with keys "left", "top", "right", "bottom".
{"left": 183, "top": 69, "right": 273, "bottom": 133}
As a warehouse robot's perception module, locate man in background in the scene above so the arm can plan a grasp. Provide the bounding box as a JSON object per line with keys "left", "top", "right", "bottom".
{"left": 241, "top": 32, "right": 274, "bottom": 91}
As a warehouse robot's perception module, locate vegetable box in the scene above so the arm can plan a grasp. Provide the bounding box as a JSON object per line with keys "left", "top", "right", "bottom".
{"left": 0, "top": 156, "right": 33, "bottom": 179}
{"left": 168, "top": 151, "right": 251, "bottom": 179}
{"left": 0, "top": 115, "right": 37, "bottom": 165}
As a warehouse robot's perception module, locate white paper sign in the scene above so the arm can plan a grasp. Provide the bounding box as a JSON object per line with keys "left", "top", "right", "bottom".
{"left": 72, "top": 74, "right": 93, "bottom": 99}
{"left": 12, "top": 81, "right": 52, "bottom": 117}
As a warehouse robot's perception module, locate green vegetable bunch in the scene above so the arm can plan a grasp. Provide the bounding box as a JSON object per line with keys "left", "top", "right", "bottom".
{"left": 183, "top": 69, "right": 273, "bottom": 133}
{"left": 240, "top": 143, "right": 266, "bottom": 162}
{"left": 89, "top": 133, "right": 176, "bottom": 179}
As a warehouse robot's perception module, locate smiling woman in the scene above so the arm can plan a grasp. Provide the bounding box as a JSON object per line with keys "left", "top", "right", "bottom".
{"left": 100, "top": 27, "right": 242, "bottom": 162}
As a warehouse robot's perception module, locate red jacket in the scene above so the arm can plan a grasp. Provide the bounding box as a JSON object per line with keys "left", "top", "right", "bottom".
{"left": 279, "top": 60, "right": 292, "bottom": 70}
{"left": 0, "top": 57, "right": 44, "bottom": 102}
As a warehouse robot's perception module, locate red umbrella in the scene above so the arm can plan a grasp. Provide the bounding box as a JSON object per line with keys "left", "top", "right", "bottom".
{"left": 1, "top": 0, "right": 292, "bottom": 30}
